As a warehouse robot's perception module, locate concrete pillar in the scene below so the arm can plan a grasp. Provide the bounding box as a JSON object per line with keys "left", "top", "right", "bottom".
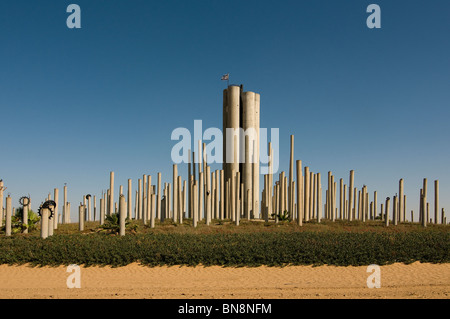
{"left": 304, "top": 167, "right": 310, "bottom": 221}
{"left": 146, "top": 176, "right": 152, "bottom": 225}
{"left": 100, "top": 198, "right": 105, "bottom": 225}
{"left": 326, "top": 171, "right": 333, "bottom": 219}
{"left": 206, "top": 166, "right": 211, "bottom": 225}
{"left": 240, "top": 183, "right": 244, "bottom": 222}
{"left": 127, "top": 179, "right": 132, "bottom": 220}
{"left": 288, "top": 135, "right": 294, "bottom": 218}
{"left": 138, "top": 179, "right": 142, "bottom": 220}
{"left": 268, "top": 143, "right": 273, "bottom": 220}
{"left": 67, "top": 202, "right": 71, "bottom": 223}
{"left": 331, "top": 175, "right": 336, "bottom": 222}
{"left": 178, "top": 176, "right": 182, "bottom": 224}
{"left": 188, "top": 151, "right": 192, "bottom": 219}
{"left": 87, "top": 195, "right": 92, "bottom": 222}
{"left": 231, "top": 170, "right": 236, "bottom": 222}
{"left": 199, "top": 172, "right": 204, "bottom": 221}
{"left": 296, "top": 161, "right": 303, "bottom": 226}
{"left": 182, "top": 181, "right": 186, "bottom": 219}
{"left": 385, "top": 197, "right": 390, "bottom": 226}
{"left": 243, "top": 135, "right": 251, "bottom": 219}
{"left": 411, "top": 210, "right": 413, "bottom": 223}
{"left": 358, "top": 190, "right": 362, "bottom": 221}
{"left": 403, "top": 195, "right": 406, "bottom": 222}
{"left": 254, "top": 93, "right": 260, "bottom": 219}
{"left": 317, "top": 173, "right": 322, "bottom": 223}
{"left": 279, "top": 171, "right": 285, "bottom": 216}
{"left": 235, "top": 171, "right": 240, "bottom": 226}
{"left": 40, "top": 207, "right": 50, "bottom": 239}
{"left": 0, "top": 180, "right": 4, "bottom": 228}
{"left": 48, "top": 210, "right": 54, "bottom": 237}
{"left": 78, "top": 205, "right": 84, "bottom": 231}
{"left": 118, "top": 195, "right": 126, "bottom": 236}
{"left": 441, "top": 208, "right": 445, "bottom": 225}
{"left": 173, "top": 164, "right": 178, "bottom": 223}
{"left": 215, "top": 170, "right": 219, "bottom": 220}
{"left": 434, "top": 180, "right": 439, "bottom": 224}
{"left": 150, "top": 193, "right": 156, "bottom": 228}
{"left": 224, "top": 86, "right": 240, "bottom": 208}
{"left": 142, "top": 175, "right": 147, "bottom": 221}
{"left": 93, "top": 195, "right": 97, "bottom": 221}
{"left": 374, "top": 191, "right": 377, "bottom": 220}
{"left": 348, "top": 170, "right": 354, "bottom": 221}
{"left": 5, "top": 196, "right": 12, "bottom": 236}
{"left": 211, "top": 171, "right": 216, "bottom": 220}
{"left": 422, "top": 178, "right": 427, "bottom": 227}
{"left": 364, "top": 189, "right": 368, "bottom": 222}
{"left": 312, "top": 174, "right": 316, "bottom": 220}
{"left": 339, "top": 179, "right": 343, "bottom": 220}
{"left": 21, "top": 197, "right": 29, "bottom": 234}
{"left": 399, "top": 179, "right": 404, "bottom": 223}
{"left": 53, "top": 188, "right": 59, "bottom": 229}
{"left": 157, "top": 173, "right": 161, "bottom": 220}
{"left": 393, "top": 196, "right": 398, "bottom": 226}
{"left": 220, "top": 170, "right": 224, "bottom": 220}
{"left": 193, "top": 182, "right": 198, "bottom": 227}
{"left": 381, "top": 203, "right": 384, "bottom": 221}
{"left": 63, "top": 185, "right": 68, "bottom": 224}
{"left": 343, "top": 185, "right": 347, "bottom": 220}
{"left": 109, "top": 172, "right": 114, "bottom": 216}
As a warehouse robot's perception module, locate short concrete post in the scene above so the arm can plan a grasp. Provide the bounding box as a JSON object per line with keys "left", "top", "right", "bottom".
{"left": 411, "top": 210, "right": 414, "bottom": 223}
{"left": 78, "top": 205, "right": 84, "bottom": 231}
{"left": 40, "top": 207, "right": 50, "bottom": 239}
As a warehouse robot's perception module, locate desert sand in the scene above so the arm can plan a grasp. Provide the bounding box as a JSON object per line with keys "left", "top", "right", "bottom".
{"left": 0, "top": 262, "right": 448, "bottom": 299}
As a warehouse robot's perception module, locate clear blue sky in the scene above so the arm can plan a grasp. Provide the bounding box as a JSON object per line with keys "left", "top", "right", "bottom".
{"left": 1, "top": 0, "right": 449, "bottom": 221}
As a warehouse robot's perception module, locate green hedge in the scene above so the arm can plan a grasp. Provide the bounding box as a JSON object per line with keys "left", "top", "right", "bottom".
{"left": 0, "top": 232, "right": 448, "bottom": 267}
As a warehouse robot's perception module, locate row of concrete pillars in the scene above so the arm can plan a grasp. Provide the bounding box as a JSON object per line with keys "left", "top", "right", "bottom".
{"left": 0, "top": 134, "right": 448, "bottom": 238}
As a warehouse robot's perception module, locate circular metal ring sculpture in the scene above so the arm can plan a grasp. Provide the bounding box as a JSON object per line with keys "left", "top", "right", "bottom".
{"left": 38, "top": 200, "right": 56, "bottom": 219}
{"left": 19, "top": 196, "right": 30, "bottom": 206}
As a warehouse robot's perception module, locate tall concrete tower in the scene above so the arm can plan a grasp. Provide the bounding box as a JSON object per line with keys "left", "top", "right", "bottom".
{"left": 223, "top": 85, "right": 260, "bottom": 219}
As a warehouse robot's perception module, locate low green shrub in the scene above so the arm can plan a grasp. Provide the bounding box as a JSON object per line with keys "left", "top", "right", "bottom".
{"left": 0, "top": 231, "right": 447, "bottom": 267}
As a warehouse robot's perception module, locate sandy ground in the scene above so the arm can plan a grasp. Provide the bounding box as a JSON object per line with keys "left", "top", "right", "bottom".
{"left": 0, "top": 262, "right": 448, "bottom": 299}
